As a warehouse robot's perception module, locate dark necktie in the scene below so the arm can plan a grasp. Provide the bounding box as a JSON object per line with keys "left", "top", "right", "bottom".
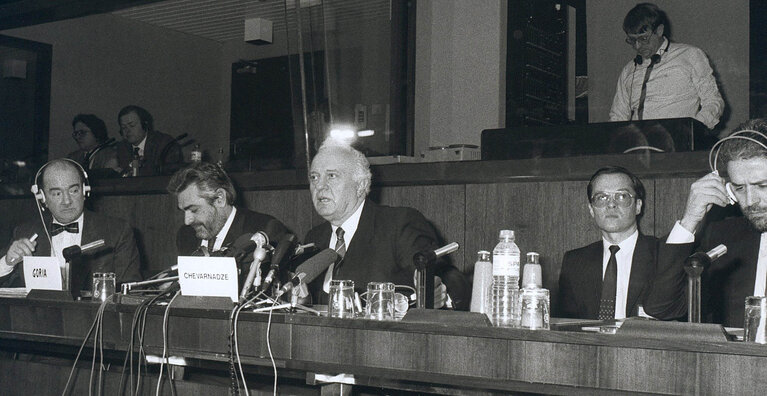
{"left": 598, "top": 245, "right": 621, "bottom": 320}
{"left": 132, "top": 146, "right": 140, "bottom": 158}
{"left": 636, "top": 58, "right": 658, "bottom": 120}
{"left": 333, "top": 227, "right": 346, "bottom": 275}
{"left": 51, "top": 222, "right": 79, "bottom": 236}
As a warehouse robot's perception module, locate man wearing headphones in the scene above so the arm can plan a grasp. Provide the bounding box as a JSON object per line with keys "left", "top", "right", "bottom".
{"left": 645, "top": 119, "right": 767, "bottom": 327}
{"left": 0, "top": 159, "right": 142, "bottom": 289}
{"left": 608, "top": 3, "right": 724, "bottom": 129}
{"left": 115, "top": 105, "right": 183, "bottom": 176}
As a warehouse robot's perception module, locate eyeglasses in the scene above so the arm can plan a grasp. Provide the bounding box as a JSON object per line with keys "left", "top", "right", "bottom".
{"left": 72, "top": 129, "right": 91, "bottom": 138}
{"left": 625, "top": 30, "right": 654, "bottom": 46}
{"left": 590, "top": 191, "right": 635, "bottom": 207}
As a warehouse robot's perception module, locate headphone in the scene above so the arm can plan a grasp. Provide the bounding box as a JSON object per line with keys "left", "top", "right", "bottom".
{"left": 633, "top": 38, "right": 670, "bottom": 66}
{"left": 31, "top": 158, "right": 91, "bottom": 205}
{"left": 708, "top": 129, "right": 767, "bottom": 204}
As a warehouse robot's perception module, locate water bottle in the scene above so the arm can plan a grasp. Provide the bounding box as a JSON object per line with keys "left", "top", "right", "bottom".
{"left": 470, "top": 250, "right": 493, "bottom": 316}
{"left": 491, "top": 230, "right": 520, "bottom": 327}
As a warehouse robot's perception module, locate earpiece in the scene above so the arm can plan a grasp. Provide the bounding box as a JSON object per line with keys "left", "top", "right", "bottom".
{"left": 31, "top": 158, "right": 91, "bottom": 205}
{"left": 725, "top": 182, "right": 738, "bottom": 205}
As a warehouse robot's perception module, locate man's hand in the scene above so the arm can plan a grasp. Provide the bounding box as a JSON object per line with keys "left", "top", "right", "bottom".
{"left": 5, "top": 237, "right": 37, "bottom": 266}
{"left": 680, "top": 172, "right": 730, "bottom": 233}
{"left": 433, "top": 276, "right": 447, "bottom": 309}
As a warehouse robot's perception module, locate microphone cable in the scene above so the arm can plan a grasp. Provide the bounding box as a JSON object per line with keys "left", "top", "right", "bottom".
{"left": 265, "top": 297, "right": 279, "bottom": 395}
{"left": 156, "top": 290, "right": 181, "bottom": 396}
{"left": 61, "top": 293, "right": 114, "bottom": 396}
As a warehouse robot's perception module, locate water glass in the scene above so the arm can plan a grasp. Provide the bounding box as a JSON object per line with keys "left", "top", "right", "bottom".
{"left": 92, "top": 272, "right": 116, "bottom": 303}
{"left": 744, "top": 296, "right": 767, "bottom": 343}
{"left": 328, "top": 280, "right": 356, "bottom": 318}
{"left": 519, "top": 288, "right": 550, "bottom": 330}
{"left": 366, "top": 282, "right": 395, "bottom": 320}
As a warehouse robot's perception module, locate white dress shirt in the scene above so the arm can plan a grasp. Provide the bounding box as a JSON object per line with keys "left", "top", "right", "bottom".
{"left": 602, "top": 230, "right": 639, "bottom": 319}
{"left": 323, "top": 201, "right": 365, "bottom": 292}
{"left": 201, "top": 207, "right": 237, "bottom": 252}
{"left": 609, "top": 38, "right": 724, "bottom": 129}
{"left": 133, "top": 136, "right": 147, "bottom": 157}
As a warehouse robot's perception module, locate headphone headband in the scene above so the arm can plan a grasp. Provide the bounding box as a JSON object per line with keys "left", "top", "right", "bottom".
{"left": 31, "top": 158, "right": 91, "bottom": 204}
{"left": 708, "top": 129, "right": 767, "bottom": 173}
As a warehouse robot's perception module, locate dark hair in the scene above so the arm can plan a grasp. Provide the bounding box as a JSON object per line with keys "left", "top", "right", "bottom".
{"left": 72, "top": 114, "right": 108, "bottom": 143}
{"left": 623, "top": 3, "right": 668, "bottom": 36}
{"left": 587, "top": 166, "right": 646, "bottom": 204}
{"left": 166, "top": 162, "right": 236, "bottom": 205}
{"left": 717, "top": 119, "right": 767, "bottom": 168}
{"left": 118, "top": 105, "right": 154, "bottom": 132}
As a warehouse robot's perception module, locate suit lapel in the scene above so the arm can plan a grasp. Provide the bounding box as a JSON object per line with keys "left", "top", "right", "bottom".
{"left": 81, "top": 211, "right": 98, "bottom": 246}
{"left": 222, "top": 208, "right": 245, "bottom": 248}
{"left": 337, "top": 201, "right": 374, "bottom": 272}
{"left": 626, "top": 235, "right": 654, "bottom": 316}
{"left": 584, "top": 242, "right": 604, "bottom": 316}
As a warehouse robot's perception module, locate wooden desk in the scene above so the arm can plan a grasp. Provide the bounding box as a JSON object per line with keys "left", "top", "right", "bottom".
{"left": 1, "top": 297, "right": 766, "bottom": 395}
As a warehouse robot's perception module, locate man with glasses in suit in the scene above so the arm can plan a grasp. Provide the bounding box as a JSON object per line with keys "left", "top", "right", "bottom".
{"left": 558, "top": 166, "right": 658, "bottom": 320}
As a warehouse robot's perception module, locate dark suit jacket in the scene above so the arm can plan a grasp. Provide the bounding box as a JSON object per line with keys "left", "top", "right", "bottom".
{"left": 303, "top": 200, "right": 470, "bottom": 310}
{"left": 116, "top": 130, "right": 183, "bottom": 176}
{"left": 0, "top": 210, "right": 142, "bottom": 290}
{"left": 644, "top": 216, "right": 760, "bottom": 327}
{"left": 557, "top": 234, "right": 658, "bottom": 319}
{"left": 176, "top": 207, "right": 289, "bottom": 284}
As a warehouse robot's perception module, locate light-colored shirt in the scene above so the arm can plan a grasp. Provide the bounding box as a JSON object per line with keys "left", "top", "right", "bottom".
{"left": 667, "top": 220, "right": 767, "bottom": 296}
{"left": 609, "top": 38, "right": 724, "bottom": 129}
{"left": 132, "top": 136, "right": 147, "bottom": 157}
{"left": 602, "top": 230, "right": 639, "bottom": 319}
{"left": 323, "top": 200, "right": 365, "bottom": 293}
{"left": 201, "top": 207, "right": 236, "bottom": 252}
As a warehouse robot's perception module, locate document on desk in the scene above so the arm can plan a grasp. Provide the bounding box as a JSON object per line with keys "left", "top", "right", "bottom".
{"left": 0, "top": 288, "right": 30, "bottom": 298}
{"left": 177, "top": 256, "right": 238, "bottom": 302}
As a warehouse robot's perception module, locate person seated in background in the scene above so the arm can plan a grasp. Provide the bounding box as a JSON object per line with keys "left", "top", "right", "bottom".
{"left": 116, "top": 105, "right": 183, "bottom": 176}
{"left": 303, "top": 140, "right": 470, "bottom": 309}
{"left": 0, "top": 159, "right": 141, "bottom": 289}
{"left": 558, "top": 166, "right": 658, "bottom": 320}
{"left": 645, "top": 119, "right": 767, "bottom": 327}
{"left": 67, "top": 114, "right": 121, "bottom": 177}
{"left": 167, "top": 162, "right": 289, "bottom": 280}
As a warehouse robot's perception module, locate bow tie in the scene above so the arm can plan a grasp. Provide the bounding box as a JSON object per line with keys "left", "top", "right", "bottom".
{"left": 51, "top": 222, "right": 79, "bottom": 236}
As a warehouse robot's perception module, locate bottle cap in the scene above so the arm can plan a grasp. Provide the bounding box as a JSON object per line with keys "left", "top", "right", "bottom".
{"left": 477, "top": 250, "right": 491, "bottom": 261}
{"left": 526, "top": 252, "right": 539, "bottom": 264}
{"left": 499, "top": 229, "right": 514, "bottom": 239}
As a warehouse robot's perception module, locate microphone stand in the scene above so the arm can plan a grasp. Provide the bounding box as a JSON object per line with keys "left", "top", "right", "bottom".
{"left": 121, "top": 276, "right": 179, "bottom": 294}
{"left": 245, "top": 285, "right": 320, "bottom": 316}
{"left": 684, "top": 245, "right": 727, "bottom": 323}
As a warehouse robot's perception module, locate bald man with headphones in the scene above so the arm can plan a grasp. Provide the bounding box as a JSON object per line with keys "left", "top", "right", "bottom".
{"left": 0, "top": 159, "right": 141, "bottom": 289}
{"left": 645, "top": 119, "right": 767, "bottom": 327}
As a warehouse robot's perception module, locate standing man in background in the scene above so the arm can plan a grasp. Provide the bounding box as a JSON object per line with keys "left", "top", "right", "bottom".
{"left": 608, "top": 3, "right": 724, "bottom": 129}
{"left": 558, "top": 166, "right": 658, "bottom": 320}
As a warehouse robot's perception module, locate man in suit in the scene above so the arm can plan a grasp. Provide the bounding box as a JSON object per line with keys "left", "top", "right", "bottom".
{"left": 116, "top": 105, "right": 183, "bottom": 176}
{"left": 167, "top": 162, "right": 288, "bottom": 278}
{"left": 0, "top": 159, "right": 141, "bottom": 290}
{"left": 303, "top": 141, "right": 469, "bottom": 309}
{"left": 645, "top": 119, "right": 767, "bottom": 327}
{"left": 558, "top": 166, "right": 658, "bottom": 320}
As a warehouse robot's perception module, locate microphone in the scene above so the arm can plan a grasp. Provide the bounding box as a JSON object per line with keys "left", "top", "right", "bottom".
{"left": 276, "top": 248, "right": 338, "bottom": 298}
{"left": 239, "top": 246, "right": 268, "bottom": 303}
{"left": 685, "top": 244, "right": 728, "bottom": 270}
{"left": 685, "top": 244, "right": 726, "bottom": 323}
{"left": 413, "top": 242, "right": 459, "bottom": 270}
{"left": 293, "top": 242, "right": 317, "bottom": 257}
{"left": 225, "top": 232, "right": 269, "bottom": 264}
{"left": 260, "top": 233, "right": 297, "bottom": 293}
{"left": 62, "top": 239, "right": 105, "bottom": 262}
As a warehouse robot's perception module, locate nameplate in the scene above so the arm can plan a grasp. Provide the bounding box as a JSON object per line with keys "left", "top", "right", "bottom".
{"left": 22, "top": 256, "right": 63, "bottom": 291}
{"left": 177, "top": 256, "right": 238, "bottom": 302}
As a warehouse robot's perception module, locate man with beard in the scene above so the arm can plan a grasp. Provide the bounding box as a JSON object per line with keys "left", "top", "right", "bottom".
{"left": 167, "top": 162, "right": 288, "bottom": 280}
{"left": 645, "top": 119, "right": 767, "bottom": 327}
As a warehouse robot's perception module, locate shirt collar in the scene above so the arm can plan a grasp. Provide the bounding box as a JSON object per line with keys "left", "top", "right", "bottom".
{"left": 201, "top": 207, "right": 236, "bottom": 251}
{"left": 602, "top": 229, "right": 639, "bottom": 254}
{"left": 53, "top": 212, "right": 84, "bottom": 228}
{"left": 331, "top": 200, "right": 365, "bottom": 246}
{"left": 133, "top": 135, "right": 148, "bottom": 153}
